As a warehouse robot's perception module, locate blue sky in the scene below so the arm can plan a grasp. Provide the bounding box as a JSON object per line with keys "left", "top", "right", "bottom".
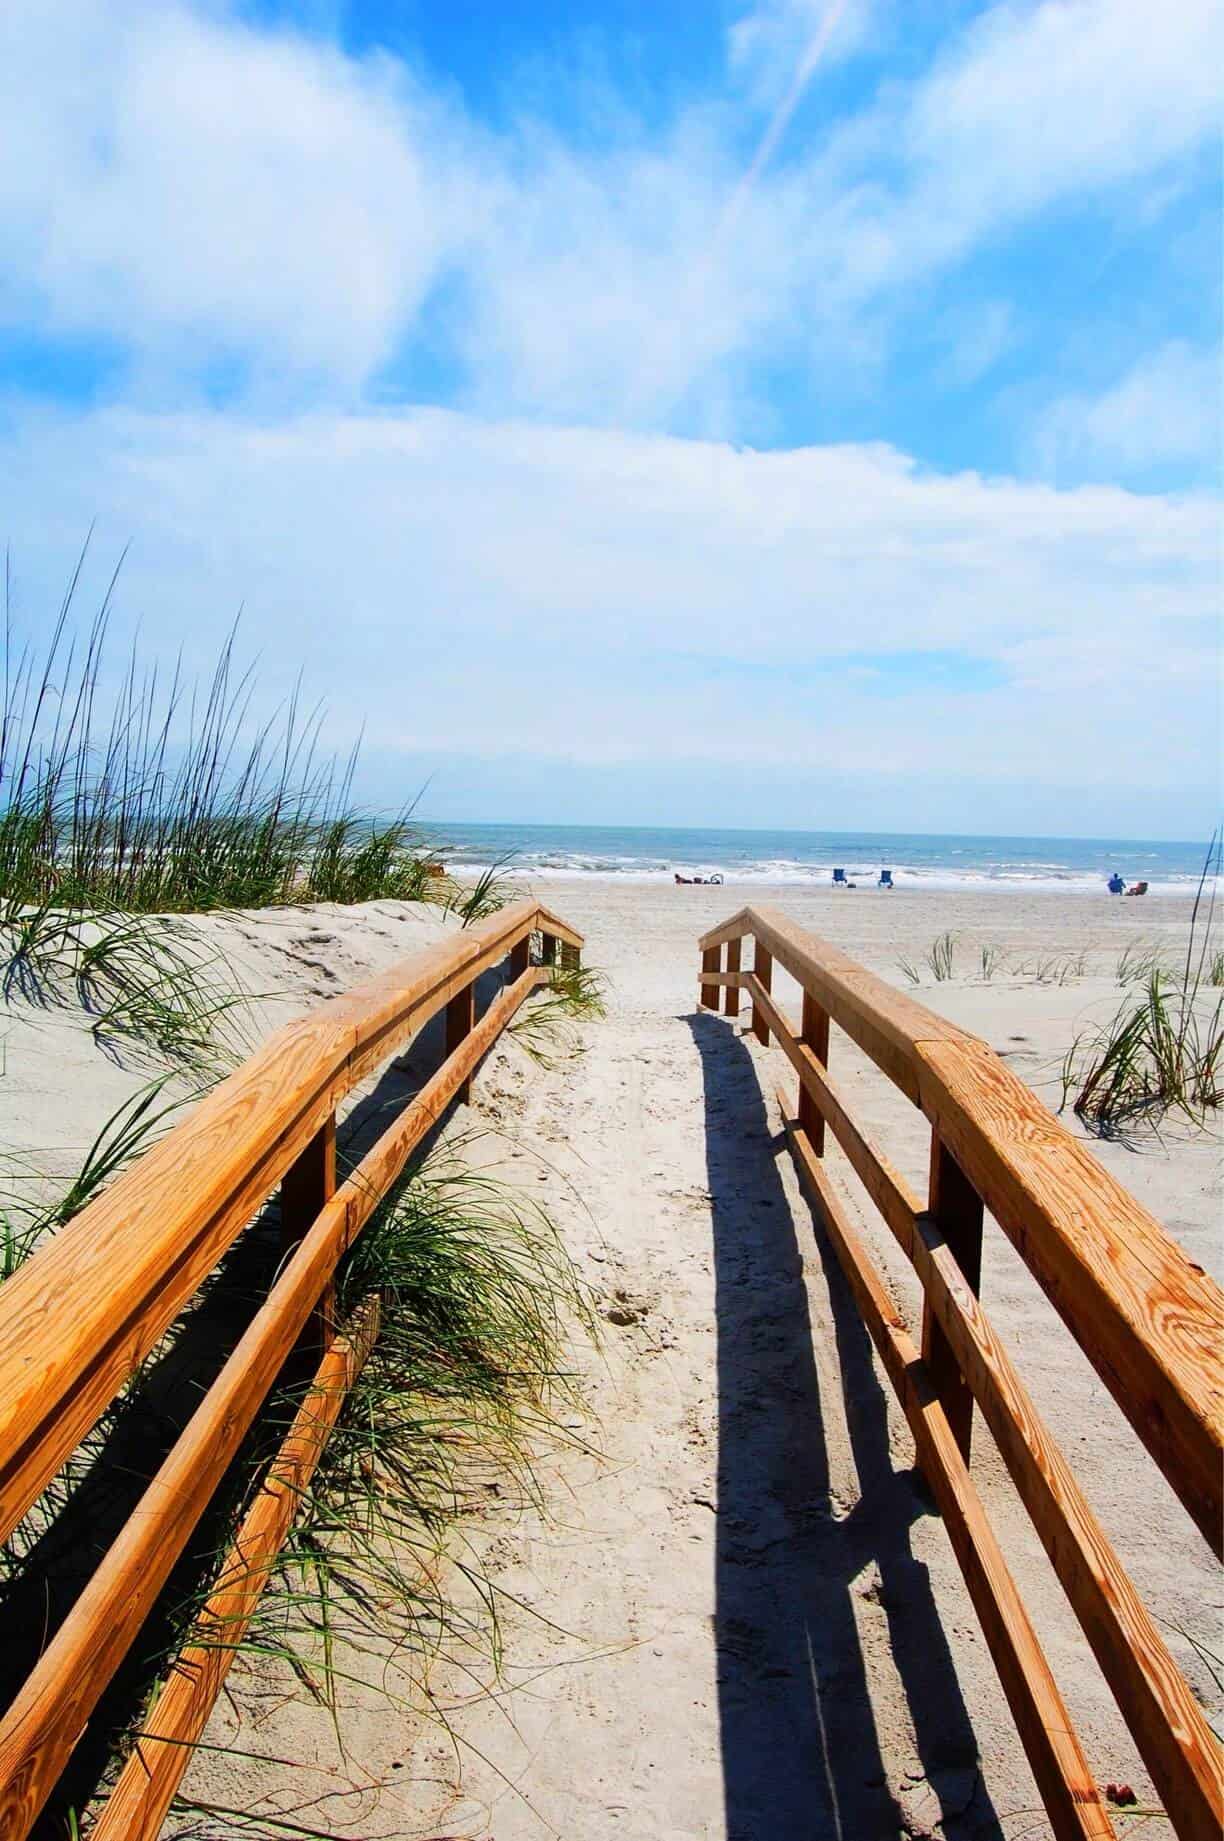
{"left": 0, "top": 0, "right": 1219, "bottom": 836}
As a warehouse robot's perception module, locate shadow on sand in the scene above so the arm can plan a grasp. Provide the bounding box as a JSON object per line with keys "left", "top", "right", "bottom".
{"left": 687, "top": 1008, "right": 1001, "bottom": 1841}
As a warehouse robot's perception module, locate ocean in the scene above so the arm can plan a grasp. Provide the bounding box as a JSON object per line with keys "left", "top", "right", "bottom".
{"left": 432, "top": 824, "right": 1215, "bottom": 897}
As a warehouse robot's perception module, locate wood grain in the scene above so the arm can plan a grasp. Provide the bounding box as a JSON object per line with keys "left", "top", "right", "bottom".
{"left": 770, "top": 1033, "right": 1222, "bottom": 1838}
{"left": 0, "top": 901, "right": 580, "bottom": 1548}
{"left": 0, "top": 964, "right": 546, "bottom": 1838}
{"left": 699, "top": 945, "right": 721, "bottom": 1011}
{"left": 702, "top": 907, "right": 1223, "bottom": 1553}
{"left": 917, "top": 1037, "right": 1223, "bottom": 1555}
{"left": 779, "top": 1093, "right": 1116, "bottom": 1841}
{"left": 91, "top": 1298, "right": 382, "bottom": 1841}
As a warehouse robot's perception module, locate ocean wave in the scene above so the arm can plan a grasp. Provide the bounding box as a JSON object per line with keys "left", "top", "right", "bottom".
{"left": 445, "top": 853, "right": 1210, "bottom": 897}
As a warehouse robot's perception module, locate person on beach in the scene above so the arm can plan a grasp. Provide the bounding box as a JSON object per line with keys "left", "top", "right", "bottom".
{"left": 1108, "top": 873, "right": 1124, "bottom": 895}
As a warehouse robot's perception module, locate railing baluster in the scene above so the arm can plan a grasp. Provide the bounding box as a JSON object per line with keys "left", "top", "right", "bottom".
{"left": 798, "top": 990, "right": 829, "bottom": 1153}
{"left": 923, "top": 1133, "right": 984, "bottom": 1460}
{"left": 723, "top": 937, "right": 741, "bottom": 1017}
{"left": 700, "top": 944, "right": 721, "bottom": 1010}
{"left": 751, "top": 942, "right": 772, "bottom": 1044}
{"left": 280, "top": 1115, "right": 337, "bottom": 1355}
{"left": 446, "top": 978, "right": 476, "bottom": 1104}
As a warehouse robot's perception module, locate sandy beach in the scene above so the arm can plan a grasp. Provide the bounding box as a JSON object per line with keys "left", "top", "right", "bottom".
{"left": 132, "top": 876, "right": 1214, "bottom": 1841}
{"left": 2, "top": 879, "right": 1218, "bottom": 1838}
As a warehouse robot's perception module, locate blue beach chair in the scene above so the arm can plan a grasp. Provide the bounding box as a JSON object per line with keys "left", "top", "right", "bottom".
{"left": 832, "top": 867, "right": 847, "bottom": 887}
{"left": 879, "top": 869, "right": 894, "bottom": 889}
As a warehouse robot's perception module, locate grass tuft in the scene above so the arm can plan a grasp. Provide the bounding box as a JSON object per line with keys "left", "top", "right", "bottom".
{"left": 925, "top": 931, "right": 956, "bottom": 981}
{"left": 978, "top": 943, "right": 1004, "bottom": 981}
{"left": 510, "top": 961, "right": 608, "bottom": 1067}
{"left": 227, "top": 1137, "right": 592, "bottom": 1727}
{"left": 1063, "top": 836, "right": 1222, "bottom": 1132}
{"left": 0, "top": 546, "right": 457, "bottom": 920}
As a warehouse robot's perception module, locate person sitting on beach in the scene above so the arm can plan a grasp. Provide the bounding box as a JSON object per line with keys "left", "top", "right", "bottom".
{"left": 1107, "top": 873, "right": 1124, "bottom": 895}
{"left": 1124, "top": 880, "right": 1149, "bottom": 897}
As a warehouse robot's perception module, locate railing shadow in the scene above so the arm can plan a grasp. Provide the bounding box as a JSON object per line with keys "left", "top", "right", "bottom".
{"left": 686, "top": 1009, "right": 1000, "bottom": 1840}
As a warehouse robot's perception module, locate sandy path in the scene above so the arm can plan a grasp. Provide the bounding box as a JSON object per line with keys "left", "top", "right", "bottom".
{"left": 162, "top": 883, "right": 1218, "bottom": 1839}
{"left": 383, "top": 882, "right": 1219, "bottom": 1841}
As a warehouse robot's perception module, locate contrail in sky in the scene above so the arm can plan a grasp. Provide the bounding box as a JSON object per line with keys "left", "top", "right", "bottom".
{"left": 625, "top": 0, "right": 850, "bottom": 426}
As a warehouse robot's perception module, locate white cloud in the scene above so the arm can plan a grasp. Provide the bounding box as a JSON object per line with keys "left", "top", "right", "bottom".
{"left": 0, "top": 400, "right": 1215, "bottom": 820}
{"left": 0, "top": 0, "right": 1217, "bottom": 427}
{"left": 1034, "top": 342, "right": 1221, "bottom": 480}
{"left": 0, "top": 0, "right": 475, "bottom": 387}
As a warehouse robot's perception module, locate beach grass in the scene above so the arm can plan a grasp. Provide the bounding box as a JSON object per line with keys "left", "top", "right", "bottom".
{"left": 0, "top": 551, "right": 454, "bottom": 922}
{"left": 175, "top": 1137, "right": 593, "bottom": 1766}
{"left": 1063, "top": 838, "right": 1222, "bottom": 1132}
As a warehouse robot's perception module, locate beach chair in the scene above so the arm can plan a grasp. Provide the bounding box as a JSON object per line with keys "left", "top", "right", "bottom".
{"left": 832, "top": 867, "right": 847, "bottom": 887}
{"left": 879, "top": 869, "right": 894, "bottom": 889}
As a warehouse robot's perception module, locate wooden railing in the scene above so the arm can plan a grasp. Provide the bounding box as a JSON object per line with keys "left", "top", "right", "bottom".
{"left": 698, "top": 906, "right": 1223, "bottom": 1841}
{"left": 0, "top": 898, "right": 583, "bottom": 1841}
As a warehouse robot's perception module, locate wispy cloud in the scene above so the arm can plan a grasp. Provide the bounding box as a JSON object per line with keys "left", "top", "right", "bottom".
{"left": 1034, "top": 342, "right": 1221, "bottom": 483}
{"left": 0, "top": 0, "right": 1217, "bottom": 430}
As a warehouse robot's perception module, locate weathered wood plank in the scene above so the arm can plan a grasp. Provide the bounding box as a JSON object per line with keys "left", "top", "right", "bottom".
{"left": 0, "top": 963, "right": 545, "bottom": 1840}
{"left": 778, "top": 1096, "right": 1116, "bottom": 1841}
{"left": 91, "top": 1298, "right": 382, "bottom": 1841}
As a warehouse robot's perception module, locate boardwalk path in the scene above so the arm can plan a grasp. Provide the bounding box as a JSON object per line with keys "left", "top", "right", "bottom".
{"left": 386, "top": 892, "right": 1017, "bottom": 1841}
{"left": 186, "top": 884, "right": 1216, "bottom": 1841}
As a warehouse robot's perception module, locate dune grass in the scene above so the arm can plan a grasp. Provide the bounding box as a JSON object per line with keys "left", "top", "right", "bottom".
{"left": 129, "top": 1137, "right": 594, "bottom": 1832}
{"left": 1063, "top": 838, "right": 1222, "bottom": 1132}
{"left": 510, "top": 958, "right": 608, "bottom": 1066}
{"left": 0, "top": 549, "right": 455, "bottom": 921}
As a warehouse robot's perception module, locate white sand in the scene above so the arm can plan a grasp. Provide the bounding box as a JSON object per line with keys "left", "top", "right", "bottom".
{"left": 2, "top": 883, "right": 1219, "bottom": 1839}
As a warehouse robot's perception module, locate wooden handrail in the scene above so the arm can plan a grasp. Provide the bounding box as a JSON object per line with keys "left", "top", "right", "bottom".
{"left": 0, "top": 898, "right": 579, "bottom": 1548}
{"left": 0, "top": 899, "right": 583, "bottom": 1838}
{"left": 699, "top": 906, "right": 1223, "bottom": 1549}
{"left": 698, "top": 911, "right": 1223, "bottom": 1841}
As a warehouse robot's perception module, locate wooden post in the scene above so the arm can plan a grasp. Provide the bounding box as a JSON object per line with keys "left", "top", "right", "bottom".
{"left": 280, "top": 1115, "right": 337, "bottom": 1353}
{"left": 751, "top": 944, "right": 772, "bottom": 1044}
{"left": 700, "top": 945, "right": 721, "bottom": 1010}
{"left": 923, "top": 1133, "right": 984, "bottom": 1461}
{"left": 723, "top": 938, "right": 741, "bottom": 1018}
{"left": 446, "top": 979, "right": 476, "bottom": 1104}
{"left": 560, "top": 940, "right": 580, "bottom": 971}
{"left": 798, "top": 991, "right": 830, "bottom": 1153}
